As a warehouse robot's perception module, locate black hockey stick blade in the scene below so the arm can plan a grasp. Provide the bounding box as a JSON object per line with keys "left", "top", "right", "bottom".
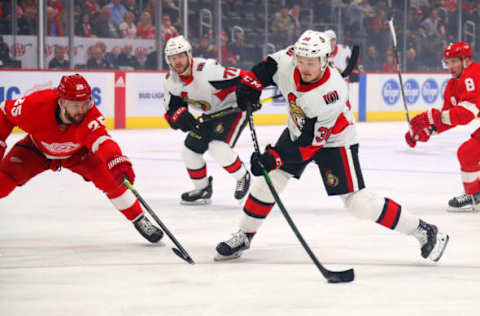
{"left": 172, "top": 247, "right": 195, "bottom": 264}
{"left": 325, "top": 268, "right": 355, "bottom": 283}
{"left": 341, "top": 45, "right": 359, "bottom": 78}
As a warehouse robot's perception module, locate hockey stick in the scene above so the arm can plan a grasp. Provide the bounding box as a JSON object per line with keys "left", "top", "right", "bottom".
{"left": 123, "top": 179, "right": 195, "bottom": 264}
{"left": 245, "top": 108, "right": 354, "bottom": 283}
{"left": 197, "top": 94, "right": 284, "bottom": 124}
{"left": 341, "top": 45, "right": 359, "bottom": 78}
{"left": 388, "top": 19, "right": 411, "bottom": 125}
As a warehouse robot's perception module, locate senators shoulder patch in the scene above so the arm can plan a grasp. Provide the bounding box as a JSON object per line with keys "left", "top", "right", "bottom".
{"left": 323, "top": 90, "right": 339, "bottom": 105}
{"left": 197, "top": 63, "right": 205, "bottom": 71}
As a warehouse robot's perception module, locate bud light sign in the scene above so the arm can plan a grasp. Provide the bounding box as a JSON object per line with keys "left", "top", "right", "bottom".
{"left": 404, "top": 79, "right": 419, "bottom": 104}
{"left": 421, "top": 79, "right": 439, "bottom": 104}
{"left": 382, "top": 79, "right": 400, "bottom": 105}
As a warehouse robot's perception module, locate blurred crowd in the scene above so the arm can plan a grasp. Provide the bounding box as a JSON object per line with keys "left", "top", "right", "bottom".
{"left": 0, "top": 0, "right": 479, "bottom": 72}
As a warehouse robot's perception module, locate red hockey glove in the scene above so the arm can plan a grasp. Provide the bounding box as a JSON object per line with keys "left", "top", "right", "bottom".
{"left": 107, "top": 155, "right": 135, "bottom": 186}
{"left": 250, "top": 145, "right": 283, "bottom": 176}
{"left": 237, "top": 71, "right": 263, "bottom": 113}
{"left": 405, "top": 128, "right": 431, "bottom": 148}
{"left": 0, "top": 140, "right": 6, "bottom": 159}
{"left": 411, "top": 108, "right": 446, "bottom": 134}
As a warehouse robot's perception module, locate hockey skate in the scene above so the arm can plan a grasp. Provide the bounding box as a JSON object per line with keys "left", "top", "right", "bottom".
{"left": 234, "top": 171, "right": 251, "bottom": 200}
{"left": 181, "top": 176, "right": 213, "bottom": 205}
{"left": 412, "top": 220, "right": 449, "bottom": 262}
{"left": 214, "top": 230, "right": 254, "bottom": 261}
{"left": 447, "top": 193, "right": 480, "bottom": 212}
{"left": 133, "top": 215, "right": 164, "bottom": 243}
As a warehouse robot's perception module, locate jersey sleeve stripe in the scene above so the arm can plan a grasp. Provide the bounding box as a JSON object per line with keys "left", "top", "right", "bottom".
{"left": 91, "top": 135, "right": 111, "bottom": 153}
{"left": 457, "top": 100, "right": 480, "bottom": 116}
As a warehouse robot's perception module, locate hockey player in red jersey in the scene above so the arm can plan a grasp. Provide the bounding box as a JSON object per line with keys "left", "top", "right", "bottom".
{"left": 406, "top": 41, "right": 480, "bottom": 212}
{"left": 163, "top": 35, "right": 251, "bottom": 205}
{"left": 0, "top": 74, "right": 163, "bottom": 242}
{"left": 215, "top": 30, "right": 449, "bottom": 263}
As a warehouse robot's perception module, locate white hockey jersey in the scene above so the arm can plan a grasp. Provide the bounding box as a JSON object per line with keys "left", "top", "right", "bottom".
{"left": 269, "top": 48, "right": 357, "bottom": 148}
{"left": 163, "top": 57, "right": 241, "bottom": 115}
{"left": 329, "top": 44, "right": 351, "bottom": 73}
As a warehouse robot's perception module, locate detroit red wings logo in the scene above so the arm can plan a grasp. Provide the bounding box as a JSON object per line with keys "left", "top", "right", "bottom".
{"left": 40, "top": 141, "right": 81, "bottom": 153}
{"left": 323, "top": 90, "right": 339, "bottom": 105}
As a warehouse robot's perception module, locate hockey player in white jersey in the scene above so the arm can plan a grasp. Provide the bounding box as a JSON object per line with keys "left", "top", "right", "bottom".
{"left": 163, "top": 35, "right": 250, "bottom": 205}
{"left": 324, "top": 29, "right": 351, "bottom": 74}
{"left": 215, "top": 30, "right": 449, "bottom": 263}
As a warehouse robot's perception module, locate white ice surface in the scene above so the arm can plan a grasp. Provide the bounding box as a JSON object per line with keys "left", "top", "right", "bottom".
{"left": 1, "top": 122, "right": 479, "bottom": 316}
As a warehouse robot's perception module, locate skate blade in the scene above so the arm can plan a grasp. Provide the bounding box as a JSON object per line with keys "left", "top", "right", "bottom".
{"left": 430, "top": 234, "right": 449, "bottom": 262}
{"left": 180, "top": 198, "right": 211, "bottom": 206}
{"left": 214, "top": 252, "right": 242, "bottom": 261}
{"left": 446, "top": 206, "right": 479, "bottom": 213}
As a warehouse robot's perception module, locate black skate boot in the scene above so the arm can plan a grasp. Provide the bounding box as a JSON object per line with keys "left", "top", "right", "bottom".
{"left": 133, "top": 215, "right": 164, "bottom": 243}
{"left": 181, "top": 176, "right": 213, "bottom": 205}
{"left": 214, "top": 230, "right": 254, "bottom": 261}
{"left": 234, "top": 171, "right": 251, "bottom": 200}
{"left": 447, "top": 193, "right": 480, "bottom": 212}
{"left": 412, "top": 219, "right": 449, "bottom": 262}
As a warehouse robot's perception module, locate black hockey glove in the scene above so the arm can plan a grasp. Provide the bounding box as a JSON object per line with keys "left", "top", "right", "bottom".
{"left": 237, "top": 71, "right": 263, "bottom": 113}
{"left": 250, "top": 145, "right": 283, "bottom": 176}
{"left": 294, "top": 117, "right": 316, "bottom": 147}
{"left": 168, "top": 106, "right": 196, "bottom": 132}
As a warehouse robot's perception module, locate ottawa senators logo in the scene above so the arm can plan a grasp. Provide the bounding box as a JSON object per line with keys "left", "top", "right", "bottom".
{"left": 288, "top": 93, "right": 306, "bottom": 130}
{"left": 197, "top": 62, "right": 205, "bottom": 71}
{"left": 323, "top": 90, "right": 339, "bottom": 105}
{"left": 215, "top": 123, "right": 224, "bottom": 134}
{"left": 325, "top": 170, "right": 339, "bottom": 187}
{"left": 180, "top": 91, "right": 211, "bottom": 111}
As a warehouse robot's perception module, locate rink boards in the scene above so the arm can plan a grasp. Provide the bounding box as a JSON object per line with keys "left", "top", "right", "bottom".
{"left": 0, "top": 69, "right": 451, "bottom": 130}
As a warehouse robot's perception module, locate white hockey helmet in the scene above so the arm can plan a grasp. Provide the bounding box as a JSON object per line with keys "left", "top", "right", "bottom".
{"left": 294, "top": 30, "right": 331, "bottom": 70}
{"left": 324, "top": 29, "right": 336, "bottom": 40}
{"left": 164, "top": 35, "right": 192, "bottom": 65}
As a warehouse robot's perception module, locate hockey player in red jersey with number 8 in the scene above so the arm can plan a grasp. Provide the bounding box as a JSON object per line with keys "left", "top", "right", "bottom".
{"left": 0, "top": 74, "right": 163, "bottom": 243}
{"left": 163, "top": 35, "right": 251, "bottom": 205}
{"left": 406, "top": 42, "right": 480, "bottom": 212}
{"left": 215, "top": 30, "right": 449, "bottom": 263}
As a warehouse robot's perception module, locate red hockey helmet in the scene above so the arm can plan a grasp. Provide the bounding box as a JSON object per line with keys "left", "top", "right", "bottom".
{"left": 57, "top": 74, "right": 92, "bottom": 101}
{"left": 443, "top": 42, "right": 473, "bottom": 59}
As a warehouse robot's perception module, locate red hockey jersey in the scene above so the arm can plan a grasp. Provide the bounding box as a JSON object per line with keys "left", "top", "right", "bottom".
{"left": 0, "top": 89, "right": 110, "bottom": 159}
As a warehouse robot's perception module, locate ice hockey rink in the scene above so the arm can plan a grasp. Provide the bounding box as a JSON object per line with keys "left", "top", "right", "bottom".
{"left": 1, "top": 121, "right": 479, "bottom": 316}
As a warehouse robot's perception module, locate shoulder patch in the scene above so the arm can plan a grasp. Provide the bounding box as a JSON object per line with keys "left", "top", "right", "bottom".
{"left": 197, "top": 63, "right": 205, "bottom": 71}
{"left": 323, "top": 90, "right": 339, "bottom": 105}
{"left": 286, "top": 47, "right": 295, "bottom": 56}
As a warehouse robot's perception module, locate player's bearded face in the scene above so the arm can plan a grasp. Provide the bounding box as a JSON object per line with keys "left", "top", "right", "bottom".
{"left": 61, "top": 98, "right": 92, "bottom": 124}
{"left": 296, "top": 55, "right": 324, "bottom": 83}
{"left": 444, "top": 57, "right": 463, "bottom": 78}
{"left": 168, "top": 52, "right": 190, "bottom": 75}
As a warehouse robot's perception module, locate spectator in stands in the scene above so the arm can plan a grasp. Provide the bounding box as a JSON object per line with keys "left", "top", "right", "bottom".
{"left": 288, "top": 4, "right": 302, "bottom": 36}
{"left": 124, "top": 0, "right": 140, "bottom": 23}
{"left": 161, "top": 14, "right": 178, "bottom": 43}
{"left": 48, "top": 45, "right": 69, "bottom": 69}
{"left": 137, "top": 12, "right": 156, "bottom": 39}
{"left": 119, "top": 11, "right": 137, "bottom": 38}
{"left": 229, "top": 33, "right": 248, "bottom": 66}
{"left": 94, "top": 6, "right": 120, "bottom": 38}
{"left": 406, "top": 47, "right": 421, "bottom": 71}
{"left": 196, "top": 36, "right": 215, "bottom": 59}
{"left": 382, "top": 49, "right": 396, "bottom": 72}
{"left": 87, "top": 45, "right": 111, "bottom": 69}
{"left": 215, "top": 31, "right": 236, "bottom": 66}
{"left": 84, "top": 0, "right": 101, "bottom": 19}
{"left": 370, "top": 9, "right": 388, "bottom": 52}
{"left": 76, "top": 12, "right": 94, "bottom": 37}
{"left": 362, "top": 44, "right": 381, "bottom": 72}
{"left": 117, "top": 44, "right": 140, "bottom": 70}
{"left": 421, "top": 8, "right": 441, "bottom": 38}
{"left": 0, "top": 36, "right": 12, "bottom": 67}
{"left": 47, "top": 6, "right": 63, "bottom": 36}
{"left": 18, "top": 4, "right": 37, "bottom": 35}
{"left": 107, "top": 0, "right": 126, "bottom": 28}
{"left": 271, "top": 7, "right": 295, "bottom": 44}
